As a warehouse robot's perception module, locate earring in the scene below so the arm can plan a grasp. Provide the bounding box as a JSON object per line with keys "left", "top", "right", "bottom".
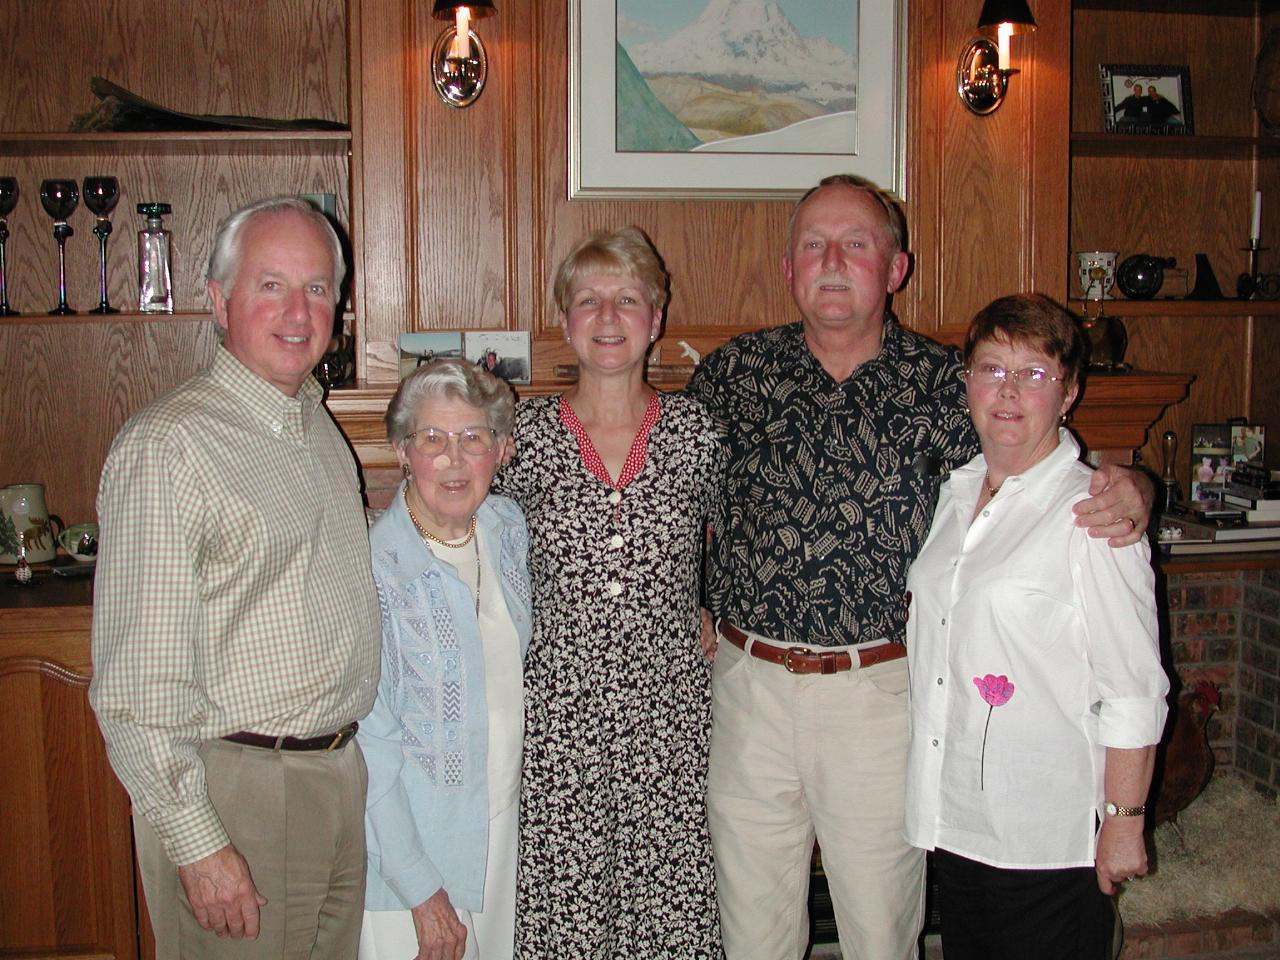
{"left": 401, "top": 463, "right": 411, "bottom": 479}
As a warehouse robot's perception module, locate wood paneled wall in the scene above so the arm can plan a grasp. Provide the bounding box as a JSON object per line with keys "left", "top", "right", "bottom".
{"left": 3, "top": 0, "right": 1270, "bottom": 519}
{"left": 1070, "top": 2, "right": 1269, "bottom": 479}
{"left": 357, "top": 0, "right": 1070, "bottom": 381}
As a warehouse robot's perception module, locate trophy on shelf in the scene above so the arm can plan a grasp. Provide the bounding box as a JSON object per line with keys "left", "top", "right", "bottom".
{"left": 1076, "top": 250, "right": 1117, "bottom": 300}
{"left": 83, "top": 176, "right": 120, "bottom": 314}
{"left": 1075, "top": 250, "right": 1128, "bottom": 372}
{"left": 39, "top": 178, "right": 79, "bottom": 316}
{"left": 0, "top": 177, "right": 18, "bottom": 315}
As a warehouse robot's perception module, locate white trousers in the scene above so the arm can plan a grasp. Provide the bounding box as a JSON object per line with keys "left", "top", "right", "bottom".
{"left": 707, "top": 628, "right": 925, "bottom": 960}
{"left": 358, "top": 800, "right": 518, "bottom": 960}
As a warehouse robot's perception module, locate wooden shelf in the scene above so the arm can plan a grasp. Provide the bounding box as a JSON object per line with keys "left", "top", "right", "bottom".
{"left": 0, "top": 311, "right": 211, "bottom": 327}
{"left": 1159, "top": 549, "right": 1280, "bottom": 573}
{"left": 1070, "top": 133, "right": 1280, "bottom": 160}
{"left": 1067, "top": 299, "right": 1280, "bottom": 317}
{"left": 1073, "top": 0, "right": 1274, "bottom": 14}
{"left": 0, "top": 130, "right": 351, "bottom": 156}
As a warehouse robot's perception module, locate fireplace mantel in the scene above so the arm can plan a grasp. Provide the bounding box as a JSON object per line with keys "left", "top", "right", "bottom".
{"left": 326, "top": 370, "right": 1195, "bottom": 474}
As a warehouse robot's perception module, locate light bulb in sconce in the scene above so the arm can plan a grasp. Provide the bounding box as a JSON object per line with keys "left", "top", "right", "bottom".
{"left": 431, "top": 0, "right": 496, "bottom": 108}
{"left": 957, "top": 0, "right": 1036, "bottom": 115}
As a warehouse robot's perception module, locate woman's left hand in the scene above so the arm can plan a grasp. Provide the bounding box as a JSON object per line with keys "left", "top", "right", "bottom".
{"left": 1095, "top": 818, "right": 1148, "bottom": 895}
{"left": 1073, "top": 464, "right": 1154, "bottom": 546}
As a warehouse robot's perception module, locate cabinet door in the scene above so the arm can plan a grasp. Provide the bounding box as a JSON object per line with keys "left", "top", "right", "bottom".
{"left": 0, "top": 652, "right": 137, "bottom": 960}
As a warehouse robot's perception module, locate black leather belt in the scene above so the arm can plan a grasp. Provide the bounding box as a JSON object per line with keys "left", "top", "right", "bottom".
{"left": 719, "top": 621, "right": 905, "bottom": 675}
{"left": 222, "top": 721, "right": 358, "bottom": 752}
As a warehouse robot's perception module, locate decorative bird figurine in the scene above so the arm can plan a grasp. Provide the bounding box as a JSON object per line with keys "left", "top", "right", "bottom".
{"left": 1150, "top": 680, "right": 1221, "bottom": 840}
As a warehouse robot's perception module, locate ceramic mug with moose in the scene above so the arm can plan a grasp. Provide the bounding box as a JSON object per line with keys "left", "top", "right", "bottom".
{"left": 0, "top": 483, "right": 64, "bottom": 564}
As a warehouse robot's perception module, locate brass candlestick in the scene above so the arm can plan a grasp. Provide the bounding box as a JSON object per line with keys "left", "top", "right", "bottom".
{"left": 1161, "top": 430, "right": 1181, "bottom": 513}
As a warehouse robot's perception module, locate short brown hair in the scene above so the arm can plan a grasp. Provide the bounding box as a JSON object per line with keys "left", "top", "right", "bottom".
{"left": 963, "top": 293, "right": 1087, "bottom": 390}
{"left": 552, "top": 226, "right": 669, "bottom": 314}
{"left": 788, "top": 174, "right": 907, "bottom": 255}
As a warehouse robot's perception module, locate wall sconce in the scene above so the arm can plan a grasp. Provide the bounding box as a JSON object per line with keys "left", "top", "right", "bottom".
{"left": 957, "top": 0, "right": 1037, "bottom": 115}
{"left": 431, "top": 0, "right": 496, "bottom": 108}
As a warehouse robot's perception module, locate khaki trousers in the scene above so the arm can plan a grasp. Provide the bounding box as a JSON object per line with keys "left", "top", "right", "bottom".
{"left": 135, "top": 737, "right": 369, "bottom": 960}
{"left": 707, "top": 629, "right": 925, "bottom": 960}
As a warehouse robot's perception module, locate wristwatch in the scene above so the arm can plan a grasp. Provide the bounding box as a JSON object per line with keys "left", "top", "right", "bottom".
{"left": 1104, "top": 801, "right": 1146, "bottom": 817}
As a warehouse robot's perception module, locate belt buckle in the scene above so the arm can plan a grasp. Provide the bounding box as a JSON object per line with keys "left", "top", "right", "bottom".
{"left": 326, "top": 725, "right": 352, "bottom": 751}
{"left": 783, "top": 646, "right": 815, "bottom": 674}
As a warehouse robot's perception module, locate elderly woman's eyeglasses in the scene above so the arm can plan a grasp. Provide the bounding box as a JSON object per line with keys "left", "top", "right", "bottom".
{"left": 405, "top": 427, "right": 498, "bottom": 456}
{"left": 964, "top": 363, "right": 1064, "bottom": 391}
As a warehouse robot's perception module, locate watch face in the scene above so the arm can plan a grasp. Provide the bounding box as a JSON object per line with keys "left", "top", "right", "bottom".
{"left": 1104, "top": 802, "right": 1118, "bottom": 816}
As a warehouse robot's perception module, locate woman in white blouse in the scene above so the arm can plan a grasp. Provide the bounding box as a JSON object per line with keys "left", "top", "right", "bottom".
{"left": 904, "top": 294, "right": 1169, "bottom": 960}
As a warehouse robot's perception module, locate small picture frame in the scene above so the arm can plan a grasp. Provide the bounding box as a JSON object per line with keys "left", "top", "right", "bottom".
{"left": 1230, "top": 424, "right": 1266, "bottom": 468}
{"left": 398, "top": 332, "right": 463, "bottom": 380}
{"left": 464, "top": 331, "right": 532, "bottom": 385}
{"left": 1099, "top": 64, "right": 1193, "bottom": 135}
{"left": 1190, "top": 423, "right": 1231, "bottom": 503}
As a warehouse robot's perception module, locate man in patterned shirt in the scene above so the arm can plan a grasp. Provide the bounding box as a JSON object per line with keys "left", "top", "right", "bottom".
{"left": 686, "top": 175, "right": 1151, "bottom": 960}
{"left": 90, "top": 197, "right": 380, "bottom": 958}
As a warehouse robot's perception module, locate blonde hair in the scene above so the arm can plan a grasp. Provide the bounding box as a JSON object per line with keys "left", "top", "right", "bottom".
{"left": 552, "top": 226, "right": 669, "bottom": 314}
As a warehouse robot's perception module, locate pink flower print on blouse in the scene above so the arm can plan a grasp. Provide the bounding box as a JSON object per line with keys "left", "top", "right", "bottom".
{"left": 973, "top": 673, "right": 1015, "bottom": 790}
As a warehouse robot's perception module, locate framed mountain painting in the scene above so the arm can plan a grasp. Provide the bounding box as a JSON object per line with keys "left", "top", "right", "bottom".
{"left": 568, "top": 0, "right": 906, "bottom": 199}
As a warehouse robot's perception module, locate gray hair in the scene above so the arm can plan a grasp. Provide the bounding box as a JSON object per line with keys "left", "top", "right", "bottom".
{"left": 787, "top": 174, "right": 907, "bottom": 256}
{"left": 206, "top": 196, "right": 346, "bottom": 300}
{"left": 385, "top": 357, "right": 516, "bottom": 448}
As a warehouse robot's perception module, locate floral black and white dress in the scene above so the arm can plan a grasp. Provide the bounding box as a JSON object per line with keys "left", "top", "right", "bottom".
{"left": 493, "top": 392, "right": 725, "bottom": 959}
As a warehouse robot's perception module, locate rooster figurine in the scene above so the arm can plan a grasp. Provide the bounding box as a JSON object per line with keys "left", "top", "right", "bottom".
{"left": 1149, "top": 680, "right": 1221, "bottom": 840}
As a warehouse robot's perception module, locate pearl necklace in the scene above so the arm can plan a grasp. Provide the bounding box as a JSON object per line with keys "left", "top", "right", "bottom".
{"left": 404, "top": 487, "right": 480, "bottom": 615}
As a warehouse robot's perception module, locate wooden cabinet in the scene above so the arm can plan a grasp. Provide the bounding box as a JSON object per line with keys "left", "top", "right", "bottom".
{"left": 0, "top": 584, "right": 138, "bottom": 959}
{"left": 1066, "top": 0, "right": 1278, "bottom": 477}
{"left": 0, "top": 0, "right": 361, "bottom": 524}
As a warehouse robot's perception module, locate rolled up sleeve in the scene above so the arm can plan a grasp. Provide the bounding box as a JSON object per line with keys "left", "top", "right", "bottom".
{"left": 1075, "top": 535, "right": 1170, "bottom": 749}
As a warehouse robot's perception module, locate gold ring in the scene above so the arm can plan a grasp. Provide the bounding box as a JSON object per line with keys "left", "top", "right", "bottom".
{"left": 1127, "top": 517, "right": 1137, "bottom": 532}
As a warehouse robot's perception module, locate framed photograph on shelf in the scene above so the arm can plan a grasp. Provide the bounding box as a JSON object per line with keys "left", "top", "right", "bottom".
{"left": 397, "top": 332, "right": 463, "bottom": 380}
{"left": 1230, "top": 424, "right": 1265, "bottom": 468}
{"left": 1190, "top": 422, "right": 1231, "bottom": 503}
{"left": 464, "top": 331, "right": 532, "bottom": 385}
{"left": 1099, "top": 64, "right": 1193, "bottom": 135}
{"left": 568, "top": 0, "right": 905, "bottom": 199}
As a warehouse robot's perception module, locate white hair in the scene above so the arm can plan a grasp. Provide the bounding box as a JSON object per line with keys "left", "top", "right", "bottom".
{"left": 206, "top": 196, "right": 346, "bottom": 300}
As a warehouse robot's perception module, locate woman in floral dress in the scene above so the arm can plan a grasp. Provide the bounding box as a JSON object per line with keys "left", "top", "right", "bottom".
{"left": 494, "top": 227, "right": 724, "bottom": 958}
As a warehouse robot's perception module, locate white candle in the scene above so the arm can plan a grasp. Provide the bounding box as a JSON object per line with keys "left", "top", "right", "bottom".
{"left": 1252, "top": 190, "right": 1262, "bottom": 244}
{"left": 997, "top": 22, "right": 1013, "bottom": 72}
{"left": 450, "top": 7, "right": 472, "bottom": 60}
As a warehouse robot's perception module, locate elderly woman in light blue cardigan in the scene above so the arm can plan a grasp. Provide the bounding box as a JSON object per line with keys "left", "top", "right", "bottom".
{"left": 358, "top": 359, "right": 532, "bottom": 960}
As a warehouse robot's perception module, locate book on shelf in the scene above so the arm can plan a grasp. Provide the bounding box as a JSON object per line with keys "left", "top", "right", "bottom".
{"left": 1158, "top": 513, "right": 1280, "bottom": 552}
{"left": 1222, "top": 482, "right": 1280, "bottom": 502}
{"left": 1222, "top": 496, "right": 1280, "bottom": 521}
{"left": 1165, "top": 538, "right": 1280, "bottom": 556}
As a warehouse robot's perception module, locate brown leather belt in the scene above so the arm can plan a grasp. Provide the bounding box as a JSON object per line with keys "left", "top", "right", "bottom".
{"left": 223, "top": 721, "right": 358, "bottom": 752}
{"left": 719, "top": 621, "right": 905, "bottom": 675}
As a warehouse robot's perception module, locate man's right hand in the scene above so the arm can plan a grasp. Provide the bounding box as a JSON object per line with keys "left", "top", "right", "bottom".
{"left": 177, "top": 843, "right": 267, "bottom": 939}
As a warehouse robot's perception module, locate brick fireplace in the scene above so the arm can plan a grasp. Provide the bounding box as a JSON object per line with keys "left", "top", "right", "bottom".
{"left": 1163, "top": 562, "right": 1280, "bottom": 799}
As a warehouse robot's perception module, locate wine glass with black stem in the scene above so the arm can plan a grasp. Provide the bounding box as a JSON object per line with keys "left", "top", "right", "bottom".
{"left": 83, "top": 176, "right": 120, "bottom": 314}
{"left": 0, "top": 178, "right": 18, "bottom": 315}
{"left": 39, "top": 179, "right": 79, "bottom": 315}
